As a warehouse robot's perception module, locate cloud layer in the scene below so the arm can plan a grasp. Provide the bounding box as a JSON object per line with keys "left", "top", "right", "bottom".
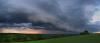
{"left": 0, "top": 0, "right": 97, "bottom": 32}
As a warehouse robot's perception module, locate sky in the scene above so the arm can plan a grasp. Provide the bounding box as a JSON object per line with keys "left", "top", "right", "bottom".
{"left": 0, "top": 0, "right": 100, "bottom": 33}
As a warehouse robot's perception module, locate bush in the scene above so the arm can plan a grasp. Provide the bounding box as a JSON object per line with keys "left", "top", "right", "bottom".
{"left": 80, "top": 30, "right": 89, "bottom": 35}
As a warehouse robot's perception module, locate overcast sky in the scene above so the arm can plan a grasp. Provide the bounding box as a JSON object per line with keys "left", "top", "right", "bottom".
{"left": 0, "top": 0, "right": 100, "bottom": 33}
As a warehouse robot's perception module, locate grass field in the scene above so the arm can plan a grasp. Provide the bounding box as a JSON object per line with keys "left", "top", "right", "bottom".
{"left": 13, "top": 34, "right": 100, "bottom": 43}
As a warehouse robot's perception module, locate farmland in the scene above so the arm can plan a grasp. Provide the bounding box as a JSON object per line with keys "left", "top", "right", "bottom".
{"left": 13, "top": 34, "right": 100, "bottom": 43}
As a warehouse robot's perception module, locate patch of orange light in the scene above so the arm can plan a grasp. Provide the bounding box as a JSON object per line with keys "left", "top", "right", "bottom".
{"left": 1, "top": 27, "right": 48, "bottom": 34}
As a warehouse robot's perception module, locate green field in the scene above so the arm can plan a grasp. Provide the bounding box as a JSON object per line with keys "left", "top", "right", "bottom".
{"left": 13, "top": 35, "right": 100, "bottom": 43}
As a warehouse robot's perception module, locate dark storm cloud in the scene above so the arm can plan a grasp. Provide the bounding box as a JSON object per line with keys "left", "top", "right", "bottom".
{"left": 0, "top": 0, "right": 95, "bottom": 32}
{"left": 87, "top": 0, "right": 100, "bottom": 32}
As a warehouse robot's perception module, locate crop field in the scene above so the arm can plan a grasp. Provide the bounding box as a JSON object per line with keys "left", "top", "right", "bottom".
{"left": 12, "top": 34, "right": 100, "bottom": 43}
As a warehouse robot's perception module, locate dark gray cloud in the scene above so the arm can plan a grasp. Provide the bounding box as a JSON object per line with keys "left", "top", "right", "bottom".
{"left": 0, "top": 0, "right": 96, "bottom": 32}
{"left": 87, "top": 0, "right": 100, "bottom": 32}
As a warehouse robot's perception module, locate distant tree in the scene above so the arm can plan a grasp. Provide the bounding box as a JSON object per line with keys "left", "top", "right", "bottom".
{"left": 80, "top": 30, "right": 89, "bottom": 35}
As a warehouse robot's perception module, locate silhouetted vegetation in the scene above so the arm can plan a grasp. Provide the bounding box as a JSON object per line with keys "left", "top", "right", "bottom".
{"left": 0, "top": 33, "right": 77, "bottom": 42}
{"left": 80, "top": 30, "right": 89, "bottom": 35}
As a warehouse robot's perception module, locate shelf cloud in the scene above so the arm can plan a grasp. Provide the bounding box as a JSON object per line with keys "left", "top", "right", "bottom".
{"left": 0, "top": 0, "right": 99, "bottom": 33}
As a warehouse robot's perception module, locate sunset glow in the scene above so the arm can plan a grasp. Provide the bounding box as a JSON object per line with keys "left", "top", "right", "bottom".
{"left": 1, "top": 28, "right": 48, "bottom": 34}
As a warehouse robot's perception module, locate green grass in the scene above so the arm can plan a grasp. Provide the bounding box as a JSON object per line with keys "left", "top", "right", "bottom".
{"left": 13, "top": 35, "right": 100, "bottom": 43}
